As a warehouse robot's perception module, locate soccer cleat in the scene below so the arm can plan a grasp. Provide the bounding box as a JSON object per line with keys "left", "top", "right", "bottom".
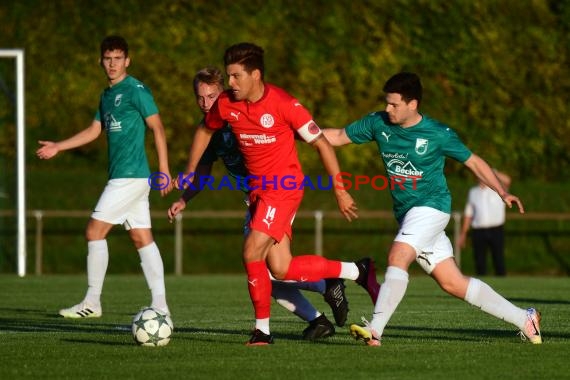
{"left": 246, "top": 329, "right": 274, "bottom": 346}
{"left": 59, "top": 302, "right": 102, "bottom": 319}
{"left": 350, "top": 317, "right": 381, "bottom": 346}
{"left": 303, "top": 314, "right": 335, "bottom": 341}
{"left": 324, "top": 279, "right": 349, "bottom": 327}
{"left": 355, "top": 257, "right": 381, "bottom": 304}
{"left": 520, "top": 308, "right": 542, "bottom": 344}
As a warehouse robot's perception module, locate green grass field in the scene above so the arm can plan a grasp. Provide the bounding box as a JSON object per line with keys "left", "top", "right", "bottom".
{"left": 0, "top": 274, "right": 568, "bottom": 379}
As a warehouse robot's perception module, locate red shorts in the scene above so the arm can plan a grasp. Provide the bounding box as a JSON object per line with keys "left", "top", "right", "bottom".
{"left": 248, "top": 189, "right": 303, "bottom": 242}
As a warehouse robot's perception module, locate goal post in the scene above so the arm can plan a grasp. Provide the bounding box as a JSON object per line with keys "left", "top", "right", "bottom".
{"left": 0, "top": 49, "right": 26, "bottom": 277}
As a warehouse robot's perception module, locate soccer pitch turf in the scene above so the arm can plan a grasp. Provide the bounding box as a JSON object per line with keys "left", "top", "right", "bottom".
{"left": 0, "top": 274, "right": 568, "bottom": 379}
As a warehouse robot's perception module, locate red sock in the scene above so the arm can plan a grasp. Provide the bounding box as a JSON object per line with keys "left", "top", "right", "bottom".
{"left": 244, "top": 260, "right": 272, "bottom": 319}
{"left": 283, "top": 255, "right": 342, "bottom": 282}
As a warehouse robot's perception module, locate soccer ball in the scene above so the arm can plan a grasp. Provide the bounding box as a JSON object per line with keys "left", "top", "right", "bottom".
{"left": 131, "top": 307, "right": 174, "bottom": 347}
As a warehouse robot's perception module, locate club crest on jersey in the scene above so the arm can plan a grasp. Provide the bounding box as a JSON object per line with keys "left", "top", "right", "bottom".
{"left": 260, "top": 113, "right": 275, "bottom": 128}
{"left": 114, "top": 94, "right": 123, "bottom": 107}
{"left": 415, "top": 138, "right": 428, "bottom": 155}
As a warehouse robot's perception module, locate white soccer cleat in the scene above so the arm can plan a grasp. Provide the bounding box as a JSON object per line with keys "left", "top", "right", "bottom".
{"left": 520, "top": 307, "right": 542, "bottom": 344}
{"left": 59, "top": 302, "right": 102, "bottom": 319}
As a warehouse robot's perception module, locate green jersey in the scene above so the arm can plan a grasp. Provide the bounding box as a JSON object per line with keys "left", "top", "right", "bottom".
{"left": 346, "top": 112, "right": 472, "bottom": 222}
{"left": 95, "top": 75, "right": 158, "bottom": 179}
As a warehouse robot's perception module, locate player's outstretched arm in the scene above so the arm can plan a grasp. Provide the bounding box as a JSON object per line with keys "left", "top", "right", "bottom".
{"left": 464, "top": 153, "right": 524, "bottom": 213}
{"left": 322, "top": 128, "right": 352, "bottom": 147}
{"left": 147, "top": 113, "right": 173, "bottom": 196}
{"left": 167, "top": 198, "right": 186, "bottom": 223}
{"left": 36, "top": 120, "right": 102, "bottom": 160}
{"left": 175, "top": 124, "right": 215, "bottom": 190}
{"left": 167, "top": 162, "right": 213, "bottom": 223}
{"left": 311, "top": 134, "right": 358, "bottom": 221}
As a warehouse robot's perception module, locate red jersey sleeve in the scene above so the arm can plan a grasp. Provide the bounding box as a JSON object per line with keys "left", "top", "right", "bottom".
{"left": 281, "top": 95, "right": 322, "bottom": 143}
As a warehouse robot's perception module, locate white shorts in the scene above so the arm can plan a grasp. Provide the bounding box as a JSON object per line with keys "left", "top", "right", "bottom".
{"left": 91, "top": 178, "right": 151, "bottom": 230}
{"left": 395, "top": 206, "right": 453, "bottom": 274}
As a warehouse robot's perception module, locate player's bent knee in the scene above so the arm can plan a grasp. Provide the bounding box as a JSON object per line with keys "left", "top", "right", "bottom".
{"left": 270, "top": 271, "right": 287, "bottom": 280}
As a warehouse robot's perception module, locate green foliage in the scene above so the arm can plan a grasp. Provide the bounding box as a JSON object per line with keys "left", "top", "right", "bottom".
{"left": 1, "top": 1, "right": 570, "bottom": 274}
{"left": 1, "top": 0, "right": 569, "bottom": 179}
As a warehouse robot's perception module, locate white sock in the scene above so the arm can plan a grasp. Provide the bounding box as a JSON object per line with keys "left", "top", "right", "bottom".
{"left": 370, "top": 266, "right": 409, "bottom": 336}
{"left": 138, "top": 242, "right": 168, "bottom": 312}
{"left": 272, "top": 281, "right": 320, "bottom": 322}
{"left": 256, "top": 318, "right": 270, "bottom": 335}
{"left": 84, "top": 239, "right": 108, "bottom": 306}
{"left": 464, "top": 278, "right": 527, "bottom": 329}
{"left": 339, "top": 262, "right": 359, "bottom": 280}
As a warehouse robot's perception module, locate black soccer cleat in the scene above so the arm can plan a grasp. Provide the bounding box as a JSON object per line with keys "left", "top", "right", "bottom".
{"left": 355, "top": 257, "right": 381, "bottom": 304}
{"left": 302, "top": 314, "right": 335, "bottom": 341}
{"left": 323, "top": 279, "right": 349, "bottom": 327}
{"left": 246, "top": 329, "right": 274, "bottom": 346}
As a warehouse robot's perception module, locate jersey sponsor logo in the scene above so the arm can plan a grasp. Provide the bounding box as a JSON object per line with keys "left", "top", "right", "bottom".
{"left": 415, "top": 138, "right": 429, "bottom": 155}
{"left": 114, "top": 94, "right": 123, "bottom": 107}
{"left": 104, "top": 113, "right": 122, "bottom": 132}
{"left": 230, "top": 111, "right": 241, "bottom": 121}
{"left": 386, "top": 158, "right": 423, "bottom": 178}
{"left": 239, "top": 133, "right": 276, "bottom": 145}
{"left": 381, "top": 132, "right": 391, "bottom": 142}
{"left": 382, "top": 152, "right": 407, "bottom": 160}
{"left": 262, "top": 205, "right": 276, "bottom": 229}
{"left": 260, "top": 113, "right": 275, "bottom": 128}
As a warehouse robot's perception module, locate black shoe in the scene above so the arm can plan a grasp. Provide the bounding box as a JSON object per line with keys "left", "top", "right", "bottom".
{"left": 246, "top": 329, "right": 274, "bottom": 346}
{"left": 355, "top": 257, "right": 381, "bottom": 304}
{"left": 302, "top": 314, "right": 335, "bottom": 341}
{"left": 324, "top": 279, "right": 349, "bottom": 327}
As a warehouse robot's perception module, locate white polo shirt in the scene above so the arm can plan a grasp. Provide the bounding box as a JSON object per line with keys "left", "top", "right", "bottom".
{"left": 464, "top": 185, "right": 505, "bottom": 228}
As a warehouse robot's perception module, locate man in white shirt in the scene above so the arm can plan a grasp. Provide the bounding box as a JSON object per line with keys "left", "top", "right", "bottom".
{"left": 459, "top": 170, "right": 511, "bottom": 276}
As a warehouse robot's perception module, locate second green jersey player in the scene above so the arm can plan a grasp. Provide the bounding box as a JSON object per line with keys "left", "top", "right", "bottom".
{"left": 323, "top": 71, "right": 541, "bottom": 346}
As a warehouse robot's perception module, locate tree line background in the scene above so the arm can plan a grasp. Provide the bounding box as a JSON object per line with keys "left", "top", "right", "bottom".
{"left": 1, "top": 0, "right": 569, "bottom": 275}
{"left": 1, "top": 0, "right": 569, "bottom": 182}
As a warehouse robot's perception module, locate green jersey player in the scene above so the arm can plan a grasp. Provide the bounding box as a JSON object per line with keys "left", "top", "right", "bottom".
{"left": 37, "top": 35, "right": 172, "bottom": 319}
{"left": 324, "top": 72, "right": 542, "bottom": 345}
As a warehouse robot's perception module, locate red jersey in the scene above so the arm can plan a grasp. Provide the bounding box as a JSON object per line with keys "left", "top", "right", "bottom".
{"left": 205, "top": 84, "right": 321, "bottom": 192}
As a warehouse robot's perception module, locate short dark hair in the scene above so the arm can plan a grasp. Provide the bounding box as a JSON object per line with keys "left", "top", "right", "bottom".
{"left": 193, "top": 67, "right": 224, "bottom": 95}
{"left": 224, "top": 42, "right": 264, "bottom": 79}
{"left": 100, "top": 35, "right": 129, "bottom": 58}
{"left": 383, "top": 72, "right": 422, "bottom": 105}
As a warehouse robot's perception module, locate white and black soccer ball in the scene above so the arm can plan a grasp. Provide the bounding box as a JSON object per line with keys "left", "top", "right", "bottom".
{"left": 131, "top": 307, "right": 174, "bottom": 347}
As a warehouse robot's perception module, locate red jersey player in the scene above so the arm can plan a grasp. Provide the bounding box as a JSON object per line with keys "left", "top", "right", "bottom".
{"left": 182, "top": 43, "right": 380, "bottom": 345}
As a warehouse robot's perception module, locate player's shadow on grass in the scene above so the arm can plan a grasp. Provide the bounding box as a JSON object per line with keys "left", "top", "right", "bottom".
{"left": 173, "top": 326, "right": 354, "bottom": 345}
{"left": 388, "top": 324, "right": 570, "bottom": 342}
{"left": 507, "top": 297, "right": 570, "bottom": 305}
{"left": 405, "top": 294, "right": 570, "bottom": 306}
{"left": 0, "top": 315, "right": 129, "bottom": 335}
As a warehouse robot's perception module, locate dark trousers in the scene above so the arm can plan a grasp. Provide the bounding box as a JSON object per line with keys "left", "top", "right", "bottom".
{"left": 471, "top": 225, "right": 506, "bottom": 276}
